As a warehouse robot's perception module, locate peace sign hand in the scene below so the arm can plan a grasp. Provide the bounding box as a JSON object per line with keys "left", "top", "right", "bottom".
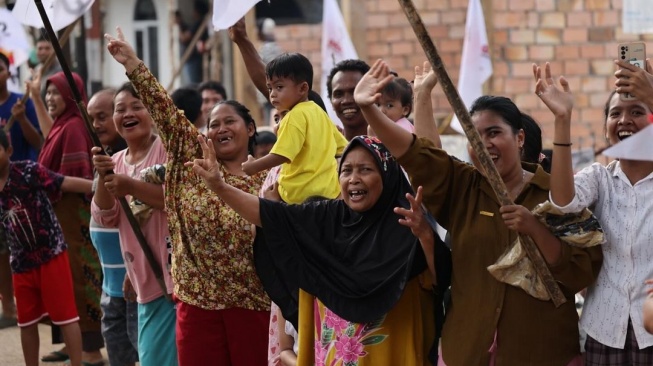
{"left": 533, "top": 62, "right": 574, "bottom": 122}
{"left": 105, "top": 27, "right": 141, "bottom": 73}
{"left": 185, "top": 135, "right": 225, "bottom": 194}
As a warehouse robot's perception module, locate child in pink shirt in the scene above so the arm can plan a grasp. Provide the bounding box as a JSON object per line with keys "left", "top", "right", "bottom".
{"left": 369, "top": 77, "right": 415, "bottom": 135}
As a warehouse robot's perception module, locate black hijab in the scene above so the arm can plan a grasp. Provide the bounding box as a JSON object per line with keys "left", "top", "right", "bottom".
{"left": 254, "top": 136, "right": 426, "bottom": 327}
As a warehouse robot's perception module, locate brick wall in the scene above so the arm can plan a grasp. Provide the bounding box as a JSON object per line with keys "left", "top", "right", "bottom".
{"left": 271, "top": 0, "right": 652, "bottom": 153}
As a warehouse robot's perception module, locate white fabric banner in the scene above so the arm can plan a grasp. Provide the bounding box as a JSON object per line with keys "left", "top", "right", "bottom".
{"left": 320, "top": 0, "right": 359, "bottom": 127}
{"left": 603, "top": 124, "right": 653, "bottom": 162}
{"left": 450, "top": 0, "right": 492, "bottom": 134}
{"left": 0, "top": 8, "right": 32, "bottom": 92}
{"left": 623, "top": 0, "right": 653, "bottom": 34}
{"left": 12, "top": 0, "right": 94, "bottom": 31}
{"left": 212, "top": 0, "right": 261, "bottom": 31}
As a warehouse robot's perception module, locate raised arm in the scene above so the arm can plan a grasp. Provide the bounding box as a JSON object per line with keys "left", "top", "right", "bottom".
{"left": 534, "top": 62, "right": 575, "bottom": 206}
{"left": 354, "top": 59, "right": 414, "bottom": 158}
{"left": 27, "top": 73, "right": 53, "bottom": 138}
{"left": 412, "top": 62, "right": 441, "bottom": 148}
{"left": 229, "top": 18, "right": 270, "bottom": 100}
{"left": 187, "top": 135, "right": 262, "bottom": 226}
{"left": 11, "top": 97, "right": 43, "bottom": 150}
{"left": 614, "top": 58, "right": 653, "bottom": 111}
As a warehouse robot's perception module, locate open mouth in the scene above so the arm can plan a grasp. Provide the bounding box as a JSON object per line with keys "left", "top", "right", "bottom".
{"left": 341, "top": 108, "right": 358, "bottom": 118}
{"left": 488, "top": 153, "right": 499, "bottom": 162}
{"left": 122, "top": 120, "right": 139, "bottom": 128}
{"left": 348, "top": 189, "right": 367, "bottom": 201}
{"left": 217, "top": 136, "right": 233, "bottom": 143}
{"left": 618, "top": 130, "right": 634, "bottom": 140}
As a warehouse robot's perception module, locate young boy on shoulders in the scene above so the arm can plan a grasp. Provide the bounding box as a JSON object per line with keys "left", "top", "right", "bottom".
{"left": 0, "top": 129, "right": 92, "bottom": 366}
{"left": 241, "top": 52, "right": 347, "bottom": 204}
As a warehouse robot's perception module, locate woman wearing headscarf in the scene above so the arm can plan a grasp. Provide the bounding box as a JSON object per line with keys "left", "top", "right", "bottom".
{"left": 189, "top": 134, "right": 443, "bottom": 366}
{"left": 30, "top": 71, "right": 104, "bottom": 364}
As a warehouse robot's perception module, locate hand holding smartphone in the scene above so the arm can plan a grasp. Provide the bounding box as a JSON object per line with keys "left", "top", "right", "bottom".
{"left": 618, "top": 42, "right": 647, "bottom": 101}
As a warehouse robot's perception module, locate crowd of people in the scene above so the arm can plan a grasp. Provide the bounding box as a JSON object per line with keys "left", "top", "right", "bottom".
{"left": 1, "top": 10, "right": 653, "bottom": 366}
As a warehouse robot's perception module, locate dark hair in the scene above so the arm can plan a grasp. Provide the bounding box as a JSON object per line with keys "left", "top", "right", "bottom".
{"left": 520, "top": 113, "right": 542, "bottom": 165}
{"left": 326, "top": 59, "right": 370, "bottom": 98}
{"left": 469, "top": 95, "right": 523, "bottom": 133}
{"left": 193, "top": 0, "right": 209, "bottom": 15}
{"left": 216, "top": 100, "right": 258, "bottom": 156}
{"left": 265, "top": 53, "right": 313, "bottom": 89}
{"left": 90, "top": 87, "right": 117, "bottom": 109}
{"left": 115, "top": 82, "right": 139, "bottom": 100}
{"left": 603, "top": 90, "right": 619, "bottom": 145}
{"left": 36, "top": 33, "right": 51, "bottom": 44}
{"left": 255, "top": 130, "right": 277, "bottom": 145}
{"left": 381, "top": 77, "right": 413, "bottom": 116}
{"left": 0, "top": 53, "right": 9, "bottom": 69}
{"left": 198, "top": 80, "right": 227, "bottom": 100}
{"left": 171, "top": 87, "right": 202, "bottom": 123}
{"left": 0, "top": 129, "right": 9, "bottom": 149}
{"left": 308, "top": 90, "right": 327, "bottom": 112}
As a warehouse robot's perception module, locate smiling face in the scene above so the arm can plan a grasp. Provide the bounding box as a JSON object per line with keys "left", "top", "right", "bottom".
{"left": 45, "top": 83, "right": 66, "bottom": 118}
{"left": 330, "top": 70, "right": 367, "bottom": 130}
{"left": 467, "top": 110, "right": 524, "bottom": 180}
{"left": 605, "top": 92, "right": 651, "bottom": 146}
{"left": 112, "top": 90, "right": 154, "bottom": 144}
{"left": 207, "top": 103, "right": 255, "bottom": 162}
{"left": 267, "top": 76, "right": 306, "bottom": 111}
{"left": 88, "top": 92, "right": 118, "bottom": 147}
{"left": 339, "top": 146, "right": 383, "bottom": 212}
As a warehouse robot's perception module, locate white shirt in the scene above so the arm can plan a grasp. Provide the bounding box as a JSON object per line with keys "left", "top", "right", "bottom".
{"left": 551, "top": 161, "right": 653, "bottom": 349}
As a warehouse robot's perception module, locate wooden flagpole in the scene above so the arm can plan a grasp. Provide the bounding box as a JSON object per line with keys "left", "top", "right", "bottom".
{"left": 397, "top": 0, "right": 566, "bottom": 307}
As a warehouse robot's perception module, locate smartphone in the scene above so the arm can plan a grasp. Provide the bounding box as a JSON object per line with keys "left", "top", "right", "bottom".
{"left": 618, "top": 42, "right": 647, "bottom": 101}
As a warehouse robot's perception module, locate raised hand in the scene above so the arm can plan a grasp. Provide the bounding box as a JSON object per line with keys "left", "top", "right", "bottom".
{"left": 533, "top": 62, "right": 573, "bottom": 120}
{"left": 185, "top": 135, "right": 225, "bottom": 193}
{"left": 105, "top": 27, "right": 140, "bottom": 72}
{"left": 354, "top": 59, "right": 395, "bottom": 107}
{"left": 228, "top": 17, "right": 248, "bottom": 43}
{"left": 614, "top": 59, "right": 653, "bottom": 103}
{"left": 394, "top": 186, "right": 432, "bottom": 242}
{"left": 10, "top": 99, "right": 26, "bottom": 121}
{"left": 26, "top": 69, "right": 41, "bottom": 99}
{"left": 413, "top": 61, "right": 438, "bottom": 94}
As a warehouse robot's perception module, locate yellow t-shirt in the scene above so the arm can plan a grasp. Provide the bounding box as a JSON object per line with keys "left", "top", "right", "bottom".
{"left": 270, "top": 101, "right": 348, "bottom": 204}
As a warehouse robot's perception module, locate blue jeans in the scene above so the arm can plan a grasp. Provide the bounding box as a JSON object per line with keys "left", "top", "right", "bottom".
{"left": 100, "top": 291, "right": 139, "bottom": 365}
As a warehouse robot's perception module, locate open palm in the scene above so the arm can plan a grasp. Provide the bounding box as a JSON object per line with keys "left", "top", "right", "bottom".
{"left": 353, "top": 59, "right": 394, "bottom": 107}
{"left": 533, "top": 62, "right": 573, "bottom": 120}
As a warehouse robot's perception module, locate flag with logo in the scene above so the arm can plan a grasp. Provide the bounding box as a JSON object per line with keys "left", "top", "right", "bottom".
{"left": 320, "top": 0, "right": 359, "bottom": 127}
{"left": 0, "top": 8, "right": 31, "bottom": 91}
{"left": 12, "top": 0, "right": 94, "bottom": 31}
{"left": 212, "top": 0, "right": 261, "bottom": 30}
{"left": 450, "top": 0, "right": 492, "bottom": 134}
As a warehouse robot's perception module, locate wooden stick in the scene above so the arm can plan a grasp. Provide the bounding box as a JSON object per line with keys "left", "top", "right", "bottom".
{"left": 397, "top": 0, "right": 566, "bottom": 307}
{"left": 167, "top": 15, "right": 209, "bottom": 90}
{"left": 33, "top": 0, "right": 171, "bottom": 301}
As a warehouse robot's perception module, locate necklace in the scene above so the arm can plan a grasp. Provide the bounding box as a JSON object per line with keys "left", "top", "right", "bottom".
{"left": 509, "top": 169, "right": 526, "bottom": 200}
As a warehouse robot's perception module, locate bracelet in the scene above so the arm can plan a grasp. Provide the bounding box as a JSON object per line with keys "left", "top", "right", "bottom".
{"left": 553, "top": 142, "right": 572, "bottom": 147}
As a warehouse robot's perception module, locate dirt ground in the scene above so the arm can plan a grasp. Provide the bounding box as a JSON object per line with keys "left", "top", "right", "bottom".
{"left": 0, "top": 323, "right": 108, "bottom": 366}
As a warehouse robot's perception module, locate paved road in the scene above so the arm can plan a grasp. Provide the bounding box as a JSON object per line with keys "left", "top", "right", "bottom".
{"left": 0, "top": 323, "right": 107, "bottom": 366}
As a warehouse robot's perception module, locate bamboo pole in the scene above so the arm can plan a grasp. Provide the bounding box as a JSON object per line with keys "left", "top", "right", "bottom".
{"left": 397, "top": 0, "right": 566, "bottom": 307}
{"left": 33, "top": 0, "right": 171, "bottom": 301}
{"left": 167, "top": 15, "right": 209, "bottom": 90}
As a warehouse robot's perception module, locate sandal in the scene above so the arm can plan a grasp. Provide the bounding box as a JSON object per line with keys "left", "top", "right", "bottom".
{"left": 0, "top": 315, "right": 17, "bottom": 329}
{"left": 41, "top": 350, "right": 69, "bottom": 362}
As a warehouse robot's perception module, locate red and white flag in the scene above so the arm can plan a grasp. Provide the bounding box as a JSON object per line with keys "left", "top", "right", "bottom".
{"left": 12, "top": 0, "right": 94, "bottom": 31}
{"left": 212, "top": 0, "right": 261, "bottom": 30}
{"left": 450, "top": 0, "right": 492, "bottom": 134}
{"left": 320, "top": 0, "right": 358, "bottom": 127}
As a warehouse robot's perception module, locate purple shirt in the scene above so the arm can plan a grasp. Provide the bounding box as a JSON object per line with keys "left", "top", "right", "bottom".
{"left": 0, "top": 161, "right": 65, "bottom": 273}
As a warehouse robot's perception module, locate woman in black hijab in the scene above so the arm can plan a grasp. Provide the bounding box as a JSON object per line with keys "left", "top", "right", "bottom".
{"left": 188, "top": 135, "right": 450, "bottom": 366}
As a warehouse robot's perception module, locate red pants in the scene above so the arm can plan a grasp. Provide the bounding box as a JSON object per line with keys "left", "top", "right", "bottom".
{"left": 176, "top": 301, "right": 269, "bottom": 366}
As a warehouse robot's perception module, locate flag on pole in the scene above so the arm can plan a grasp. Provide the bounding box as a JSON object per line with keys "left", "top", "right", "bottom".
{"left": 320, "top": 0, "right": 359, "bottom": 127}
{"left": 12, "top": 0, "right": 94, "bottom": 31}
{"left": 0, "top": 8, "right": 32, "bottom": 92}
{"left": 450, "top": 0, "right": 492, "bottom": 134}
{"left": 212, "top": 0, "right": 261, "bottom": 31}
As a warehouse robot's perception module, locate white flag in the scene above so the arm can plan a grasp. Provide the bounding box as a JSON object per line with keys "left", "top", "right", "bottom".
{"left": 450, "top": 0, "right": 492, "bottom": 134}
{"left": 0, "top": 8, "right": 31, "bottom": 68}
{"left": 12, "top": 0, "right": 94, "bottom": 31}
{"left": 212, "top": 0, "right": 261, "bottom": 31}
{"left": 320, "top": 0, "right": 358, "bottom": 127}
